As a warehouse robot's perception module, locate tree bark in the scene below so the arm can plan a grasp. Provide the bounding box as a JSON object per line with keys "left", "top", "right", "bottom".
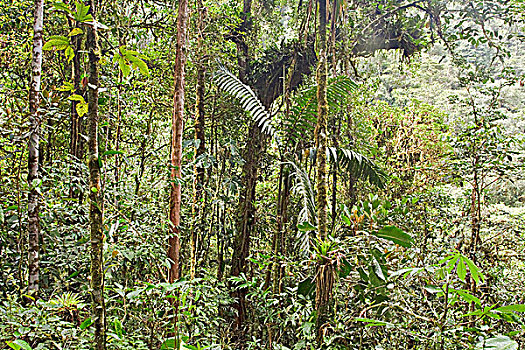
{"left": 230, "top": 123, "right": 263, "bottom": 332}
{"left": 168, "top": 0, "right": 189, "bottom": 284}
{"left": 228, "top": 0, "right": 259, "bottom": 339}
{"left": 190, "top": 0, "right": 206, "bottom": 280}
{"left": 314, "top": 0, "right": 331, "bottom": 343}
{"left": 69, "top": 21, "right": 85, "bottom": 202}
{"left": 27, "top": 0, "right": 44, "bottom": 297}
{"left": 86, "top": 1, "right": 106, "bottom": 348}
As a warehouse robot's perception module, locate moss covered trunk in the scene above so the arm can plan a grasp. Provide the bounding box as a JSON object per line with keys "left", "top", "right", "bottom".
{"left": 314, "top": 0, "right": 331, "bottom": 343}
{"left": 86, "top": 0, "right": 106, "bottom": 348}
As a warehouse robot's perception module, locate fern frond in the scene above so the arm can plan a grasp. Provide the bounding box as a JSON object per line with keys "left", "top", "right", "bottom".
{"left": 214, "top": 64, "right": 275, "bottom": 136}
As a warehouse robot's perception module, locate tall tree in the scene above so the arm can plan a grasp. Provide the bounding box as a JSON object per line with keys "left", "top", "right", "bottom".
{"left": 168, "top": 0, "right": 189, "bottom": 284}
{"left": 314, "top": 0, "right": 332, "bottom": 343}
{"left": 85, "top": 0, "right": 106, "bottom": 348}
{"left": 190, "top": 0, "right": 206, "bottom": 280}
{"left": 27, "top": 0, "right": 45, "bottom": 297}
{"left": 69, "top": 18, "right": 85, "bottom": 202}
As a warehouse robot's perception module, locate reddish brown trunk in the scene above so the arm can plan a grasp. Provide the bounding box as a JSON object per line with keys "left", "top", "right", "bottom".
{"left": 168, "top": 0, "right": 189, "bottom": 284}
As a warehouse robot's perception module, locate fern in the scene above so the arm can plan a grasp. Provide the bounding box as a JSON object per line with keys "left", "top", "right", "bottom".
{"left": 213, "top": 64, "right": 275, "bottom": 136}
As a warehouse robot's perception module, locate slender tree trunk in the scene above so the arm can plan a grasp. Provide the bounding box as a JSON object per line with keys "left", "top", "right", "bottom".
{"left": 190, "top": 0, "right": 206, "bottom": 280}
{"left": 69, "top": 21, "right": 85, "bottom": 202}
{"left": 86, "top": 1, "right": 106, "bottom": 348}
{"left": 315, "top": 0, "right": 328, "bottom": 241}
{"left": 27, "top": 0, "right": 44, "bottom": 297}
{"left": 314, "top": 0, "right": 331, "bottom": 343}
{"left": 168, "top": 0, "right": 188, "bottom": 286}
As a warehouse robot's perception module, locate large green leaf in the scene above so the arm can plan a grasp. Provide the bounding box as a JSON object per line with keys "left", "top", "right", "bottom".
{"left": 476, "top": 336, "right": 518, "bottom": 350}
{"left": 5, "top": 340, "right": 32, "bottom": 350}
{"left": 42, "top": 35, "right": 70, "bottom": 50}
{"left": 297, "top": 277, "right": 315, "bottom": 297}
{"left": 497, "top": 304, "right": 525, "bottom": 313}
{"left": 372, "top": 225, "right": 413, "bottom": 247}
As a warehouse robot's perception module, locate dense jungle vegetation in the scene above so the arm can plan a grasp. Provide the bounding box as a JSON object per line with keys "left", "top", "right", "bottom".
{"left": 1, "top": 0, "right": 525, "bottom": 349}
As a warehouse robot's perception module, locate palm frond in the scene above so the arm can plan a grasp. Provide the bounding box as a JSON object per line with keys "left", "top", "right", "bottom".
{"left": 284, "top": 76, "right": 358, "bottom": 144}
{"left": 214, "top": 64, "right": 275, "bottom": 136}
{"left": 309, "top": 147, "right": 387, "bottom": 188}
{"left": 286, "top": 161, "right": 316, "bottom": 254}
{"left": 328, "top": 147, "right": 387, "bottom": 188}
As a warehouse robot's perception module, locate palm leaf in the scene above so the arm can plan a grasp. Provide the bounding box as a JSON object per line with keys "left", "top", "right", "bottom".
{"left": 328, "top": 147, "right": 387, "bottom": 188}
{"left": 213, "top": 64, "right": 275, "bottom": 136}
{"left": 286, "top": 161, "right": 317, "bottom": 254}
{"left": 309, "top": 147, "right": 387, "bottom": 188}
{"left": 284, "top": 76, "right": 358, "bottom": 144}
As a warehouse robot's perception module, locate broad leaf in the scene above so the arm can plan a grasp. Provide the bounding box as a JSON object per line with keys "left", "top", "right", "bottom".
{"left": 5, "top": 340, "right": 32, "bottom": 350}
{"left": 42, "top": 35, "right": 70, "bottom": 51}
{"left": 476, "top": 335, "right": 518, "bottom": 350}
{"left": 297, "top": 277, "right": 315, "bottom": 297}
{"left": 68, "top": 28, "right": 83, "bottom": 36}
{"left": 373, "top": 225, "right": 413, "bottom": 247}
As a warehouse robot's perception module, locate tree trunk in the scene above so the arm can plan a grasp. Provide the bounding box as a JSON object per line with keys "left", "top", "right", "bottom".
{"left": 230, "top": 123, "right": 263, "bottom": 332}
{"left": 27, "top": 0, "right": 44, "bottom": 297}
{"left": 86, "top": 1, "right": 106, "bottom": 348}
{"left": 229, "top": 0, "right": 260, "bottom": 340}
{"left": 314, "top": 0, "right": 331, "bottom": 343}
{"left": 190, "top": 0, "right": 206, "bottom": 280}
{"left": 69, "top": 21, "right": 85, "bottom": 202}
{"left": 168, "top": 0, "right": 188, "bottom": 285}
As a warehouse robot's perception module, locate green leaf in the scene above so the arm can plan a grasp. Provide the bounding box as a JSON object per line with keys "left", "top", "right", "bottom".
{"left": 297, "top": 277, "right": 315, "bottom": 297}
{"left": 65, "top": 46, "right": 74, "bottom": 62}
{"left": 68, "top": 94, "right": 85, "bottom": 103}
{"left": 373, "top": 225, "right": 413, "bottom": 247}
{"left": 496, "top": 304, "right": 525, "bottom": 313}
{"left": 79, "top": 317, "right": 93, "bottom": 330}
{"left": 52, "top": 2, "right": 72, "bottom": 13}
{"left": 5, "top": 340, "right": 32, "bottom": 350}
{"left": 476, "top": 335, "right": 518, "bottom": 350}
{"left": 118, "top": 57, "right": 131, "bottom": 77}
{"left": 126, "top": 53, "right": 150, "bottom": 76}
{"left": 455, "top": 289, "right": 481, "bottom": 306}
{"left": 297, "top": 221, "right": 316, "bottom": 232}
{"left": 338, "top": 258, "right": 352, "bottom": 278}
{"left": 113, "top": 318, "right": 123, "bottom": 338}
{"left": 76, "top": 102, "right": 88, "bottom": 117}
{"left": 103, "top": 150, "right": 124, "bottom": 156}
{"left": 42, "top": 35, "right": 70, "bottom": 50}
{"left": 56, "top": 82, "right": 75, "bottom": 92}
{"left": 354, "top": 318, "right": 392, "bottom": 327}
{"left": 456, "top": 257, "right": 467, "bottom": 281}
{"left": 68, "top": 28, "right": 83, "bottom": 36}
{"left": 74, "top": 1, "right": 93, "bottom": 22}
{"left": 463, "top": 256, "right": 485, "bottom": 284}
{"left": 161, "top": 339, "right": 176, "bottom": 350}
